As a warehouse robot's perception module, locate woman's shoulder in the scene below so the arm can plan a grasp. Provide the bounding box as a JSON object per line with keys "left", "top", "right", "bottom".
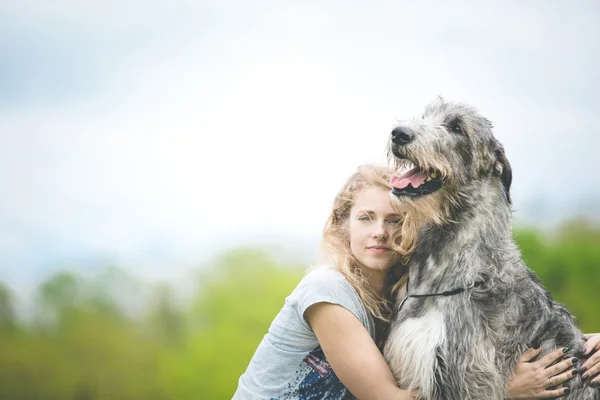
{"left": 291, "top": 265, "right": 361, "bottom": 307}
{"left": 298, "top": 265, "right": 349, "bottom": 289}
{"left": 304, "top": 264, "right": 346, "bottom": 279}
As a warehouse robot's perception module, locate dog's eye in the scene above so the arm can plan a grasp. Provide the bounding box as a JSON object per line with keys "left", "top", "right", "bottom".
{"left": 449, "top": 121, "right": 464, "bottom": 135}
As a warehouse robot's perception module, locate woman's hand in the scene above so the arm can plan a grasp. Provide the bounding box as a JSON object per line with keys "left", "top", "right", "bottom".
{"left": 507, "top": 346, "right": 577, "bottom": 399}
{"left": 580, "top": 333, "right": 600, "bottom": 388}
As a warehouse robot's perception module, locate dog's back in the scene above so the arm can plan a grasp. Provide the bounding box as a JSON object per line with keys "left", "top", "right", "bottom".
{"left": 383, "top": 98, "right": 598, "bottom": 399}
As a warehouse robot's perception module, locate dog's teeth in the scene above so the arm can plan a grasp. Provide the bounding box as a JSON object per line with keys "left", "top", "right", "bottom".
{"left": 426, "top": 177, "right": 432, "bottom": 182}
{"left": 430, "top": 171, "right": 438, "bottom": 179}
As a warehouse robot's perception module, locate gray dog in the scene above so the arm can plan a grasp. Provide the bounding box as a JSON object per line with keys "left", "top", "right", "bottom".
{"left": 382, "top": 98, "right": 598, "bottom": 399}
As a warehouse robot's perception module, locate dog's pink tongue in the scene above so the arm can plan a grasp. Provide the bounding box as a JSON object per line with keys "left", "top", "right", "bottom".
{"left": 390, "top": 168, "right": 427, "bottom": 189}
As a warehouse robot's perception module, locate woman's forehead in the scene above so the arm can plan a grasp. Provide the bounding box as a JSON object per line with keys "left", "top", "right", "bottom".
{"left": 352, "top": 187, "right": 396, "bottom": 213}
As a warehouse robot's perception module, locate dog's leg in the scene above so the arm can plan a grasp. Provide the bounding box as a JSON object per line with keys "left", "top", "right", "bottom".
{"left": 424, "top": 313, "right": 507, "bottom": 400}
{"left": 433, "top": 344, "right": 505, "bottom": 400}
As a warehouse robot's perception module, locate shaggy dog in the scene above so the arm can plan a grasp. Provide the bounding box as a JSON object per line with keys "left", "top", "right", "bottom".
{"left": 382, "top": 98, "right": 597, "bottom": 399}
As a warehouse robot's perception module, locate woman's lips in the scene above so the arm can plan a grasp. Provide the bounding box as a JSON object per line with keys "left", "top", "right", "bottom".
{"left": 368, "top": 246, "right": 390, "bottom": 254}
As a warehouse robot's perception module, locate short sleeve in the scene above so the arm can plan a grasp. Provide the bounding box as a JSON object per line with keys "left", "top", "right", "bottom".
{"left": 290, "top": 267, "right": 375, "bottom": 339}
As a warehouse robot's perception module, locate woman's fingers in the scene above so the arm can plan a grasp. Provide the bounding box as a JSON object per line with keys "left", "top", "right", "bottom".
{"left": 588, "top": 374, "right": 599, "bottom": 389}
{"left": 539, "top": 347, "right": 570, "bottom": 367}
{"left": 537, "top": 367, "right": 576, "bottom": 399}
{"left": 580, "top": 334, "right": 600, "bottom": 357}
{"left": 581, "top": 356, "right": 600, "bottom": 388}
{"left": 580, "top": 334, "right": 600, "bottom": 388}
{"left": 581, "top": 348, "right": 600, "bottom": 376}
{"left": 539, "top": 387, "right": 572, "bottom": 399}
{"left": 547, "top": 366, "right": 577, "bottom": 387}
{"left": 545, "top": 355, "right": 578, "bottom": 376}
{"left": 519, "top": 346, "right": 543, "bottom": 362}
{"left": 583, "top": 333, "right": 600, "bottom": 341}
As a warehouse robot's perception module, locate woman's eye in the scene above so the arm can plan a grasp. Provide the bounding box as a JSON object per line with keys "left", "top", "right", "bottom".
{"left": 358, "top": 215, "right": 371, "bottom": 221}
{"left": 388, "top": 219, "right": 402, "bottom": 225}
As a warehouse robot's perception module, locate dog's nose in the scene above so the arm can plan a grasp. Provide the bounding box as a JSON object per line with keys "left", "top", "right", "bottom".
{"left": 391, "top": 126, "right": 414, "bottom": 145}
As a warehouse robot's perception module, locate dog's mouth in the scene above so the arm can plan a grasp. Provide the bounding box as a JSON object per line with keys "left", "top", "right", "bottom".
{"left": 390, "top": 162, "right": 443, "bottom": 197}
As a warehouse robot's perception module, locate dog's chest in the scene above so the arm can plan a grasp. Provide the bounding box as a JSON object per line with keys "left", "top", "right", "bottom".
{"left": 384, "top": 301, "right": 446, "bottom": 390}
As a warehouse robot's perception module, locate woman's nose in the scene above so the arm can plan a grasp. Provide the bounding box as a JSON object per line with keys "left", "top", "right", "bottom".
{"left": 372, "top": 223, "right": 388, "bottom": 239}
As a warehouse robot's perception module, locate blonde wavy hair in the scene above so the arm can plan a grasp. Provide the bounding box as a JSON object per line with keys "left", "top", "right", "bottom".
{"left": 318, "top": 165, "right": 410, "bottom": 324}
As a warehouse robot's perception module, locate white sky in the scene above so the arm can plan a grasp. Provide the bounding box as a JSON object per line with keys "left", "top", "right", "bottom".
{"left": 1, "top": 0, "right": 599, "bottom": 285}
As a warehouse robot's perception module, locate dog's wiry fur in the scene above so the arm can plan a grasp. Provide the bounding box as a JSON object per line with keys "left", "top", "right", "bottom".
{"left": 383, "top": 98, "right": 598, "bottom": 399}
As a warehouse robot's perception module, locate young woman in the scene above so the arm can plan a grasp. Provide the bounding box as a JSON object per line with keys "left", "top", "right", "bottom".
{"left": 233, "top": 165, "right": 600, "bottom": 400}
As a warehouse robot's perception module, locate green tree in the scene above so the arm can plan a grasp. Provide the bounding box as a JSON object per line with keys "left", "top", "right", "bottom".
{"left": 178, "top": 247, "right": 304, "bottom": 399}
{"left": 0, "top": 282, "right": 15, "bottom": 331}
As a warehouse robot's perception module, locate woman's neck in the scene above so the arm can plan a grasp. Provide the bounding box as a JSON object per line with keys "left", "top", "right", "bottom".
{"left": 360, "top": 267, "right": 387, "bottom": 295}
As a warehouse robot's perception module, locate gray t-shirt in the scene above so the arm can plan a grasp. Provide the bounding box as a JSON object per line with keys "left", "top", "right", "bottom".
{"left": 233, "top": 266, "right": 375, "bottom": 400}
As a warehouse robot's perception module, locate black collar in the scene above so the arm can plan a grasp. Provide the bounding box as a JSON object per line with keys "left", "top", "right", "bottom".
{"left": 397, "top": 277, "right": 485, "bottom": 312}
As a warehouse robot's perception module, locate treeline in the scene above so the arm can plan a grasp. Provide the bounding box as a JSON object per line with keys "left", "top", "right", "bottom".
{"left": 0, "top": 221, "right": 598, "bottom": 399}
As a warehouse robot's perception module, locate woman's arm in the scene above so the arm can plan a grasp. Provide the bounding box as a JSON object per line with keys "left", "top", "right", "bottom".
{"left": 305, "top": 302, "right": 416, "bottom": 400}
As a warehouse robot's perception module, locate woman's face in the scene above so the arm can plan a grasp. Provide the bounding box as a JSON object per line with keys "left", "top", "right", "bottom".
{"left": 348, "top": 186, "right": 402, "bottom": 274}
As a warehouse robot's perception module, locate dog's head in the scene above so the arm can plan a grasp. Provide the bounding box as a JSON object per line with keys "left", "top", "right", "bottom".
{"left": 387, "top": 97, "right": 512, "bottom": 210}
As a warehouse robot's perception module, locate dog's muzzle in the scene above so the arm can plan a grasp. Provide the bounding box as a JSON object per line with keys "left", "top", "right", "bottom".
{"left": 389, "top": 126, "right": 443, "bottom": 198}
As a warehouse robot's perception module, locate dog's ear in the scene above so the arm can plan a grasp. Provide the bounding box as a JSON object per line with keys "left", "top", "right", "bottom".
{"left": 494, "top": 146, "right": 512, "bottom": 204}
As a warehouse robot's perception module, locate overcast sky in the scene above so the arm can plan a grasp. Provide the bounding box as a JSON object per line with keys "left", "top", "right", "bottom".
{"left": 1, "top": 0, "right": 599, "bottom": 286}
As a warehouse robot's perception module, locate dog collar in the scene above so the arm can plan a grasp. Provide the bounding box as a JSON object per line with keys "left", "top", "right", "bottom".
{"left": 397, "top": 278, "right": 485, "bottom": 312}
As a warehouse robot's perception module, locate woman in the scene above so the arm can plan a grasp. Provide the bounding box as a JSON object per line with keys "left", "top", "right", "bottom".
{"left": 233, "top": 165, "right": 600, "bottom": 399}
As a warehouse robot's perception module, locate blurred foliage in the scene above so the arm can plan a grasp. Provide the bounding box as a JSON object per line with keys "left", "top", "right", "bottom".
{"left": 0, "top": 223, "right": 599, "bottom": 399}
